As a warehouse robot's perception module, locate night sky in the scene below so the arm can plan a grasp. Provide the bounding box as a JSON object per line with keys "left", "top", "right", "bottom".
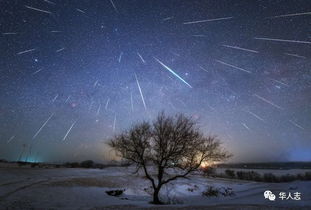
{"left": 1, "top": 0, "right": 310, "bottom": 163}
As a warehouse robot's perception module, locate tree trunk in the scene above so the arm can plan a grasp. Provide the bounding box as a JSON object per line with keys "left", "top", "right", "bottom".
{"left": 152, "top": 188, "right": 162, "bottom": 204}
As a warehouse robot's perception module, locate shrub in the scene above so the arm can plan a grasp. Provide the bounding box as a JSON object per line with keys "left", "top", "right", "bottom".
{"left": 80, "top": 160, "right": 94, "bottom": 168}
{"left": 202, "top": 167, "right": 216, "bottom": 176}
{"left": 236, "top": 171, "right": 261, "bottom": 181}
{"left": 120, "top": 161, "right": 131, "bottom": 167}
{"left": 263, "top": 173, "right": 279, "bottom": 182}
{"left": 31, "top": 163, "right": 38, "bottom": 168}
{"left": 220, "top": 187, "right": 235, "bottom": 197}
{"left": 225, "top": 169, "right": 235, "bottom": 178}
{"left": 187, "top": 185, "right": 199, "bottom": 192}
{"left": 305, "top": 172, "right": 311, "bottom": 180}
{"left": 94, "top": 163, "right": 105, "bottom": 169}
{"left": 202, "top": 186, "right": 219, "bottom": 197}
{"left": 250, "top": 171, "right": 262, "bottom": 181}
{"left": 17, "top": 161, "right": 27, "bottom": 166}
{"left": 219, "top": 169, "right": 310, "bottom": 183}
{"left": 279, "top": 174, "right": 296, "bottom": 182}
{"left": 106, "top": 189, "right": 124, "bottom": 196}
{"left": 64, "top": 162, "right": 80, "bottom": 168}
{"left": 236, "top": 171, "right": 243, "bottom": 179}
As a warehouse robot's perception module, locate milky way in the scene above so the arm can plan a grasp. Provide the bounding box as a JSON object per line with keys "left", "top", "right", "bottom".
{"left": 0, "top": 0, "right": 310, "bottom": 163}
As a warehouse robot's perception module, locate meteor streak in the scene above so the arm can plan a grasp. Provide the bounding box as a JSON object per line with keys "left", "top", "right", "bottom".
{"left": 105, "top": 98, "right": 110, "bottom": 110}
{"left": 25, "top": 5, "right": 52, "bottom": 14}
{"left": 289, "top": 120, "right": 304, "bottom": 130}
{"left": 96, "top": 103, "right": 101, "bottom": 116}
{"left": 33, "top": 113, "right": 55, "bottom": 139}
{"left": 118, "top": 52, "right": 123, "bottom": 63}
{"left": 137, "top": 52, "right": 146, "bottom": 63}
{"left": 109, "top": 0, "right": 119, "bottom": 14}
{"left": 89, "top": 100, "right": 94, "bottom": 111}
{"left": 134, "top": 73, "right": 147, "bottom": 110}
{"left": 162, "top": 16, "right": 174, "bottom": 21}
{"left": 56, "top": 48, "right": 65, "bottom": 53}
{"left": 17, "top": 48, "right": 36, "bottom": 55}
{"left": 191, "top": 34, "right": 206, "bottom": 37}
{"left": 130, "top": 91, "right": 134, "bottom": 112}
{"left": 198, "top": 65, "right": 208, "bottom": 73}
{"left": 62, "top": 120, "right": 77, "bottom": 141}
{"left": 76, "top": 8, "right": 86, "bottom": 14}
{"left": 246, "top": 110, "right": 265, "bottom": 122}
{"left": 216, "top": 60, "right": 252, "bottom": 74}
{"left": 43, "top": 0, "right": 56, "bottom": 5}
{"left": 254, "top": 37, "right": 311, "bottom": 44}
{"left": 270, "top": 79, "right": 289, "bottom": 87}
{"left": 7, "top": 135, "right": 15, "bottom": 143}
{"left": 253, "top": 94, "right": 283, "bottom": 110}
{"left": 183, "top": 17, "right": 233, "bottom": 25}
{"left": 154, "top": 57, "right": 192, "bottom": 88}
{"left": 284, "top": 53, "right": 306, "bottom": 59}
{"left": 65, "top": 95, "right": 71, "bottom": 103}
{"left": 93, "top": 80, "right": 99, "bottom": 87}
{"left": 222, "top": 45, "right": 259, "bottom": 53}
{"left": 32, "top": 68, "right": 43, "bottom": 75}
{"left": 113, "top": 114, "right": 116, "bottom": 132}
{"left": 2, "top": 32, "right": 17, "bottom": 35}
{"left": 267, "top": 11, "right": 311, "bottom": 19}
{"left": 52, "top": 94, "right": 58, "bottom": 103}
{"left": 242, "top": 123, "right": 251, "bottom": 131}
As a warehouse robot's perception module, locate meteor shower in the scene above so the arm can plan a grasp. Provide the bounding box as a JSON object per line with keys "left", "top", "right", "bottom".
{"left": 0, "top": 0, "right": 310, "bottom": 209}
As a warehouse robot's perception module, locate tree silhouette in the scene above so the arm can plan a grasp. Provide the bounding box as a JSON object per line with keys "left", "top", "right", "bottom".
{"left": 108, "top": 112, "right": 231, "bottom": 204}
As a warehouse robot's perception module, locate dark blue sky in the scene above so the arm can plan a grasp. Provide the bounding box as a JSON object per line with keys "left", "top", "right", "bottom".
{"left": 0, "top": 0, "right": 310, "bottom": 163}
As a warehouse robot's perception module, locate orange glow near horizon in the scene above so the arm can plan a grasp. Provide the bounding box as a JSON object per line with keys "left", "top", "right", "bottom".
{"left": 200, "top": 161, "right": 211, "bottom": 168}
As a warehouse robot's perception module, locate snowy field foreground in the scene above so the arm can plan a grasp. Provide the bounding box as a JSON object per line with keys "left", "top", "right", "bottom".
{"left": 0, "top": 166, "right": 310, "bottom": 209}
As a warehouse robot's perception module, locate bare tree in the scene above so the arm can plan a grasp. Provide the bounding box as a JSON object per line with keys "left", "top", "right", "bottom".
{"left": 108, "top": 112, "right": 231, "bottom": 204}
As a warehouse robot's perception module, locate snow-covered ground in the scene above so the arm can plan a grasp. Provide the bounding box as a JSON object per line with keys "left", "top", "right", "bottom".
{"left": 0, "top": 165, "right": 310, "bottom": 209}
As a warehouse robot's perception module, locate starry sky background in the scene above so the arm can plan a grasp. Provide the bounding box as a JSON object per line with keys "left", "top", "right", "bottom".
{"left": 0, "top": 0, "right": 310, "bottom": 163}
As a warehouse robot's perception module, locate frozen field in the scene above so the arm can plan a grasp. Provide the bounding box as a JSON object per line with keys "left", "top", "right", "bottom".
{"left": 0, "top": 166, "right": 310, "bottom": 209}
